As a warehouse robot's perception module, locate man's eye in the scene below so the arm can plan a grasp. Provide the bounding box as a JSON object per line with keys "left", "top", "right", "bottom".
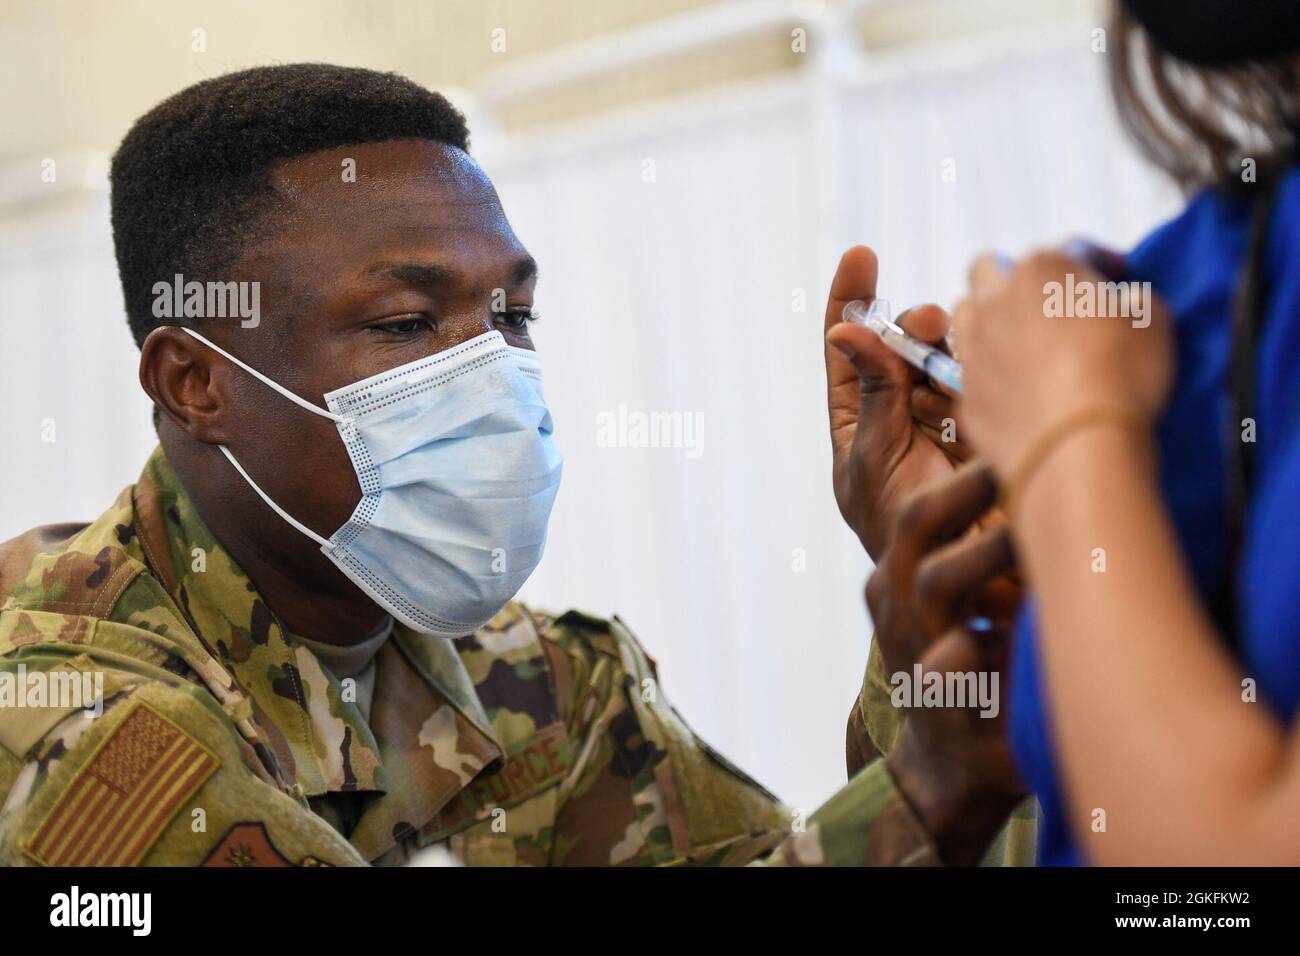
{"left": 372, "top": 315, "right": 433, "bottom": 336}
{"left": 495, "top": 309, "right": 539, "bottom": 333}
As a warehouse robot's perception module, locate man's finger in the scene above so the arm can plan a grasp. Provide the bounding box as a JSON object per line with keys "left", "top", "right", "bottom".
{"left": 826, "top": 321, "right": 909, "bottom": 390}
{"left": 915, "top": 525, "right": 1017, "bottom": 634}
{"left": 896, "top": 303, "right": 951, "bottom": 349}
{"left": 830, "top": 299, "right": 959, "bottom": 402}
{"left": 824, "top": 246, "right": 901, "bottom": 433}
{"left": 885, "top": 461, "right": 1000, "bottom": 591}
{"left": 912, "top": 389, "right": 971, "bottom": 464}
{"left": 825, "top": 245, "right": 878, "bottom": 335}
{"left": 824, "top": 249, "right": 908, "bottom": 418}
{"left": 893, "top": 461, "right": 999, "bottom": 550}
{"left": 910, "top": 384, "right": 956, "bottom": 431}
{"left": 826, "top": 322, "right": 914, "bottom": 470}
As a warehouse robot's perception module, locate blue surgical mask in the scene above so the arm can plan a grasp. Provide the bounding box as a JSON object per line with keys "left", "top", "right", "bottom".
{"left": 181, "top": 327, "right": 563, "bottom": 636}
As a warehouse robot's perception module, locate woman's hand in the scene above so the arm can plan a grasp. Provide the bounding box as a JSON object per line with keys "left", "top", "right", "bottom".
{"left": 867, "top": 461, "right": 1026, "bottom": 863}
{"left": 824, "top": 246, "right": 972, "bottom": 560}
{"left": 950, "top": 249, "right": 1175, "bottom": 478}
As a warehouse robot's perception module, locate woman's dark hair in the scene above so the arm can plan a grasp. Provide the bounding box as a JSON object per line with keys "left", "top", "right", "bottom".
{"left": 1108, "top": 4, "right": 1300, "bottom": 192}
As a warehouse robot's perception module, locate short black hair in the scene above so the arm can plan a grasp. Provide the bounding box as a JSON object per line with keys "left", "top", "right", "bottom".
{"left": 110, "top": 63, "right": 470, "bottom": 348}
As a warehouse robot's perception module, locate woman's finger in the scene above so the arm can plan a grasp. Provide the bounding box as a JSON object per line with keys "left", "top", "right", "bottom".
{"left": 968, "top": 251, "right": 1014, "bottom": 299}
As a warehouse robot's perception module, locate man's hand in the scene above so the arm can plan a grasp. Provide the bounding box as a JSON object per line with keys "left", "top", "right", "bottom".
{"left": 823, "top": 246, "right": 970, "bottom": 560}
{"left": 866, "top": 462, "right": 1026, "bottom": 865}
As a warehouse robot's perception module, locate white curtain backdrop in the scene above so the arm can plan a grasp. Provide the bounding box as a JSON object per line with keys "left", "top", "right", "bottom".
{"left": 0, "top": 178, "right": 159, "bottom": 541}
{"left": 0, "top": 26, "right": 1180, "bottom": 812}
{"left": 487, "top": 29, "right": 1180, "bottom": 811}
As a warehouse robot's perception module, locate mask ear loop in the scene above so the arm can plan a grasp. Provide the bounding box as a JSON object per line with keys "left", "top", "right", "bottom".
{"left": 215, "top": 445, "right": 333, "bottom": 549}
{"left": 179, "top": 327, "right": 354, "bottom": 425}
{"left": 176, "top": 326, "right": 351, "bottom": 550}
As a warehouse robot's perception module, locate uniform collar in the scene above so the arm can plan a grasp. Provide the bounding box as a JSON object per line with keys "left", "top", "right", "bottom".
{"left": 132, "top": 447, "right": 504, "bottom": 852}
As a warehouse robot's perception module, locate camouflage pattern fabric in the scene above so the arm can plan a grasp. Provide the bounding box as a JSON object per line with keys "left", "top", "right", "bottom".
{"left": 847, "top": 639, "right": 1038, "bottom": 866}
{"left": 0, "top": 446, "right": 955, "bottom": 866}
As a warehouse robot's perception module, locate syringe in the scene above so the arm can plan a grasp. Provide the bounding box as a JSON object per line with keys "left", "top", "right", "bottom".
{"left": 842, "top": 298, "right": 964, "bottom": 394}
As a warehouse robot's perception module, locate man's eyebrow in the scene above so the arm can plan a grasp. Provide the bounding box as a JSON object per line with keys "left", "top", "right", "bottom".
{"left": 510, "top": 255, "right": 539, "bottom": 287}
{"left": 361, "top": 255, "right": 537, "bottom": 289}
{"left": 363, "top": 261, "right": 456, "bottom": 287}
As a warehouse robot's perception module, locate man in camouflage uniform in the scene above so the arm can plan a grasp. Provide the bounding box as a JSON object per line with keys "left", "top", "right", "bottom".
{"left": 0, "top": 65, "right": 1034, "bottom": 866}
{"left": 0, "top": 451, "right": 962, "bottom": 866}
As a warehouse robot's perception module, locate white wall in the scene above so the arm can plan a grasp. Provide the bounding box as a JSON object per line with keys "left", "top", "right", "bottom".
{"left": 0, "top": 22, "right": 1180, "bottom": 813}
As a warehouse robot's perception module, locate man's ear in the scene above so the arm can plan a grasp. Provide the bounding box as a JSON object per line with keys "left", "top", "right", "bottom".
{"left": 139, "top": 326, "right": 233, "bottom": 444}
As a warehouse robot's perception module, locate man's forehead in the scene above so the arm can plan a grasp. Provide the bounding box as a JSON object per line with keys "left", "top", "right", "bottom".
{"left": 238, "top": 137, "right": 523, "bottom": 274}
{"left": 269, "top": 138, "right": 500, "bottom": 209}
{"left": 231, "top": 137, "right": 532, "bottom": 313}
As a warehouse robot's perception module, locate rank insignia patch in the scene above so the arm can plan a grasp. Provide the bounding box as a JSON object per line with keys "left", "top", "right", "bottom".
{"left": 202, "top": 822, "right": 331, "bottom": 867}
{"left": 23, "top": 701, "right": 219, "bottom": 867}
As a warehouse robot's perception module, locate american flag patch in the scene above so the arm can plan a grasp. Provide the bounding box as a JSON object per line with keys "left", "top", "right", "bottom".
{"left": 23, "top": 702, "right": 219, "bottom": 867}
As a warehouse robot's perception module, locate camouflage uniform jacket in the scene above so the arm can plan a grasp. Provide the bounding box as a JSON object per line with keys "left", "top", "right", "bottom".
{"left": 0, "top": 447, "right": 946, "bottom": 867}
{"left": 847, "top": 641, "right": 1039, "bottom": 866}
